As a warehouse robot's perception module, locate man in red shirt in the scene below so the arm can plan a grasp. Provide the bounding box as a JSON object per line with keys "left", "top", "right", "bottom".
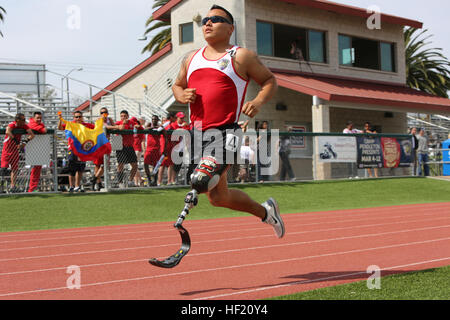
{"left": 158, "top": 111, "right": 177, "bottom": 186}
{"left": 144, "top": 115, "right": 166, "bottom": 186}
{"left": 111, "top": 110, "right": 139, "bottom": 187}
{"left": 132, "top": 117, "right": 146, "bottom": 187}
{"left": 27, "top": 111, "right": 47, "bottom": 192}
{"left": 1, "top": 113, "right": 35, "bottom": 193}
{"left": 170, "top": 112, "right": 190, "bottom": 184}
{"left": 58, "top": 111, "right": 95, "bottom": 192}
{"left": 172, "top": 5, "right": 284, "bottom": 238}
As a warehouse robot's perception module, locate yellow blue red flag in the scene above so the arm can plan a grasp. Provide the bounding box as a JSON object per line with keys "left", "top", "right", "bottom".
{"left": 62, "top": 118, "right": 112, "bottom": 162}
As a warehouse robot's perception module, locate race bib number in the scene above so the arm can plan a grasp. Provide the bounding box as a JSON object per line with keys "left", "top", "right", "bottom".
{"left": 225, "top": 133, "right": 239, "bottom": 153}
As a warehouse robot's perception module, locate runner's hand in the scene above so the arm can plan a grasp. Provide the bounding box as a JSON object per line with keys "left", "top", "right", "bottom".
{"left": 182, "top": 88, "right": 197, "bottom": 104}
{"left": 242, "top": 100, "right": 262, "bottom": 118}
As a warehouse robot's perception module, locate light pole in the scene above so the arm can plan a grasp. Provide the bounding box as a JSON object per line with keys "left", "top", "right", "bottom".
{"left": 62, "top": 67, "right": 83, "bottom": 118}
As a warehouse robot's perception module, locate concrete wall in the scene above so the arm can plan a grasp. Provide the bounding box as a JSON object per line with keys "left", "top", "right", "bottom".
{"left": 245, "top": 0, "right": 406, "bottom": 85}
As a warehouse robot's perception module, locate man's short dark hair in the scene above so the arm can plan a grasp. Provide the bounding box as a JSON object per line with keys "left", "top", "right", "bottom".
{"left": 168, "top": 111, "right": 177, "bottom": 119}
{"left": 15, "top": 113, "right": 25, "bottom": 121}
{"left": 210, "top": 4, "right": 234, "bottom": 24}
{"left": 33, "top": 111, "right": 42, "bottom": 117}
{"left": 74, "top": 111, "right": 82, "bottom": 116}
{"left": 120, "top": 110, "right": 129, "bottom": 115}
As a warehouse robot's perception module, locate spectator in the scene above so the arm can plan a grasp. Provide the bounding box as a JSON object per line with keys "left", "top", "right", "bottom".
{"left": 133, "top": 117, "right": 146, "bottom": 187}
{"left": 91, "top": 107, "right": 115, "bottom": 191}
{"left": 363, "top": 122, "right": 379, "bottom": 178}
{"left": 112, "top": 110, "right": 139, "bottom": 188}
{"left": 27, "top": 111, "right": 47, "bottom": 192}
{"left": 257, "top": 121, "right": 270, "bottom": 182}
{"left": 409, "top": 127, "right": 419, "bottom": 176}
{"left": 343, "top": 120, "right": 363, "bottom": 134}
{"left": 158, "top": 111, "right": 177, "bottom": 186}
{"left": 237, "top": 136, "right": 255, "bottom": 183}
{"left": 343, "top": 121, "right": 362, "bottom": 178}
{"left": 170, "top": 112, "right": 190, "bottom": 185}
{"left": 144, "top": 115, "right": 166, "bottom": 186}
{"left": 1, "top": 113, "right": 35, "bottom": 193}
{"left": 58, "top": 111, "right": 94, "bottom": 192}
{"left": 417, "top": 128, "right": 430, "bottom": 176}
{"left": 279, "top": 127, "right": 295, "bottom": 181}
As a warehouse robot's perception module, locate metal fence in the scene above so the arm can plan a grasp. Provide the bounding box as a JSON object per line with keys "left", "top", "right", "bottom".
{"left": 2, "top": 127, "right": 447, "bottom": 195}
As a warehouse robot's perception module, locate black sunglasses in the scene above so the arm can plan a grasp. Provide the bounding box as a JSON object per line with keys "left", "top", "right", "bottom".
{"left": 100, "top": 111, "right": 108, "bottom": 114}
{"left": 74, "top": 116, "right": 82, "bottom": 119}
{"left": 202, "top": 15, "right": 232, "bottom": 26}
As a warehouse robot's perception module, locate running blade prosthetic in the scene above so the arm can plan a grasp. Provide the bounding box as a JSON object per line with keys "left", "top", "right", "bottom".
{"left": 149, "top": 190, "right": 197, "bottom": 268}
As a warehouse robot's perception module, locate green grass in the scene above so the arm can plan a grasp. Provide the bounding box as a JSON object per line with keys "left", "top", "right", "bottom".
{"left": 0, "top": 177, "right": 449, "bottom": 232}
{"left": 269, "top": 266, "right": 450, "bottom": 300}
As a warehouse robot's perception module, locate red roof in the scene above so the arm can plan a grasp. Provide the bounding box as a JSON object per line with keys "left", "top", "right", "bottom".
{"left": 274, "top": 71, "right": 450, "bottom": 113}
{"left": 76, "top": 43, "right": 172, "bottom": 112}
{"left": 278, "top": 0, "right": 422, "bottom": 28}
{"left": 153, "top": 0, "right": 422, "bottom": 28}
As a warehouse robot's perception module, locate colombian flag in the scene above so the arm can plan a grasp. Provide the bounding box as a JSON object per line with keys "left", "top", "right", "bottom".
{"left": 62, "top": 117, "right": 112, "bottom": 162}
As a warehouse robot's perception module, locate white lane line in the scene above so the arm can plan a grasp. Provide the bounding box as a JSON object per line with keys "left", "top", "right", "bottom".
{"left": 0, "top": 202, "right": 447, "bottom": 241}
{"left": 0, "top": 209, "right": 444, "bottom": 245}
{"left": 1, "top": 216, "right": 448, "bottom": 276}
{"left": 0, "top": 238, "right": 448, "bottom": 298}
{"left": 195, "top": 257, "right": 450, "bottom": 300}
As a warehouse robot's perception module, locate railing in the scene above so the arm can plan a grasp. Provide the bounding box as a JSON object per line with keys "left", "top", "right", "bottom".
{"left": 45, "top": 69, "right": 167, "bottom": 123}
{"left": 2, "top": 128, "right": 441, "bottom": 195}
{"left": 143, "top": 55, "right": 184, "bottom": 111}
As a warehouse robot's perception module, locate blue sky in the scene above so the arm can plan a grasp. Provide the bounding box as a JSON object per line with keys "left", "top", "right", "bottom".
{"left": 0, "top": 0, "right": 449, "bottom": 100}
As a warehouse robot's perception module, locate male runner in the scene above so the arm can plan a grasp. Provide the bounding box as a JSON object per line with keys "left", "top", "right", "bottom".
{"left": 172, "top": 5, "right": 284, "bottom": 238}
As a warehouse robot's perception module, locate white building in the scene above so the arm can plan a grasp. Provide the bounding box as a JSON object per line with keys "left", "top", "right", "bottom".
{"left": 76, "top": 0, "right": 450, "bottom": 179}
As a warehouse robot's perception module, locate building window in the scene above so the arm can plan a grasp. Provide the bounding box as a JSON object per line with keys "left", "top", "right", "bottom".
{"left": 380, "top": 42, "right": 395, "bottom": 72}
{"left": 339, "top": 34, "right": 396, "bottom": 72}
{"left": 308, "top": 30, "right": 326, "bottom": 63}
{"left": 180, "top": 22, "right": 193, "bottom": 44}
{"left": 256, "top": 21, "right": 327, "bottom": 63}
{"left": 257, "top": 21, "right": 273, "bottom": 56}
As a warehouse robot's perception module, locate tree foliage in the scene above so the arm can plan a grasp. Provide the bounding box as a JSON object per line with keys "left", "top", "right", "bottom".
{"left": 405, "top": 27, "right": 450, "bottom": 98}
{"left": 141, "top": 0, "right": 171, "bottom": 55}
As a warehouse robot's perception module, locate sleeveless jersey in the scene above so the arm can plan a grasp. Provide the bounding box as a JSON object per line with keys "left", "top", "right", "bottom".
{"left": 187, "top": 46, "right": 249, "bottom": 131}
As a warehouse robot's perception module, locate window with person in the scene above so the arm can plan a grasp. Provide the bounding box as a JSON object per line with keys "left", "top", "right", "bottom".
{"left": 256, "top": 21, "right": 327, "bottom": 63}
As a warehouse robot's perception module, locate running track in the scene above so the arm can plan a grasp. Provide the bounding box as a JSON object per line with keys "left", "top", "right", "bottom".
{"left": 0, "top": 202, "right": 449, "bottom": 300}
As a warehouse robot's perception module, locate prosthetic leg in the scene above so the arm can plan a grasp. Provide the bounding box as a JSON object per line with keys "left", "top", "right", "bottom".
{"left": 149, "top": 157, "right": 225, "bottom": 268}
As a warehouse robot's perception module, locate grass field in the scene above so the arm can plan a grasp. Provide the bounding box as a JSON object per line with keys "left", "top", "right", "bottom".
{"left": 269, "top": 266, "right": 450, "bottom": 300}
{"left": 0, "top": 177, "right": 449, "bottom": 232}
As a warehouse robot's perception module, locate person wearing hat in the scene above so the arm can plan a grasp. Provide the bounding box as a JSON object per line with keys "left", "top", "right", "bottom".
{"left": 168, "top": 112, "right": 190, "bottom": 184}
{"left": 158, "top": 112, "right": 178, "bottom": 185}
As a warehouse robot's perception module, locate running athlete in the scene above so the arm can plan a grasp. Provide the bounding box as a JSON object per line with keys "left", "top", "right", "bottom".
{"left": 172, "top": 5, "right": 284, "bottom": 238}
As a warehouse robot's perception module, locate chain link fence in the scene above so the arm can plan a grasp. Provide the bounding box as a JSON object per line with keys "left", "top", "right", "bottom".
{"left": 2, "top": 127, "right": 435, "bottom": 195}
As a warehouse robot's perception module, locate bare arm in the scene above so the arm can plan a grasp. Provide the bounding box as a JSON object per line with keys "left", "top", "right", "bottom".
{"left": 238, "top": 49, "right": 278, "bottom": 118}
{"left": 172, "top": 50, "right": 197, "bottom": 104}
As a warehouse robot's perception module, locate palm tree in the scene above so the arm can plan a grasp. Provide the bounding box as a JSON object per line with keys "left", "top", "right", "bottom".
{"left": 405, "top": 27, "right": 450, "bottom": 98}
{"left": 0, "top": 6, "right": 6, "bottom": 37}
{"left": 141, "top": 0, "right": 172, "bottom": 55}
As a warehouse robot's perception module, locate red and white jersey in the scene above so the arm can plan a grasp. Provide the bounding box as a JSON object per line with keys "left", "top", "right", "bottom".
{"left": 187, "top": 46, "right": 249, "bottom": 131}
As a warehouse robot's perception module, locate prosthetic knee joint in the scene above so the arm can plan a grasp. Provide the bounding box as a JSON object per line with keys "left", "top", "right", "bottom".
{"left": 176, "top": 157, "right": 225, "bottom": 227}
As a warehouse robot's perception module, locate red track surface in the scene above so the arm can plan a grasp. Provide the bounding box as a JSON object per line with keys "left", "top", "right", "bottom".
{"left": 0, "top": 202, "right": 449, "bottom": 300}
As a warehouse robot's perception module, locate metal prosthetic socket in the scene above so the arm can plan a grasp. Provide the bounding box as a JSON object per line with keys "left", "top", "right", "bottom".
{"left": 149, "top": 157, "right": 225, "bottom": 268}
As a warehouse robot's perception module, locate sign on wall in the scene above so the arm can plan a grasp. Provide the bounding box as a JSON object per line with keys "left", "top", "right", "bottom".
{"left": 317, "top": 136, "right": 357, "bottom": 163}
